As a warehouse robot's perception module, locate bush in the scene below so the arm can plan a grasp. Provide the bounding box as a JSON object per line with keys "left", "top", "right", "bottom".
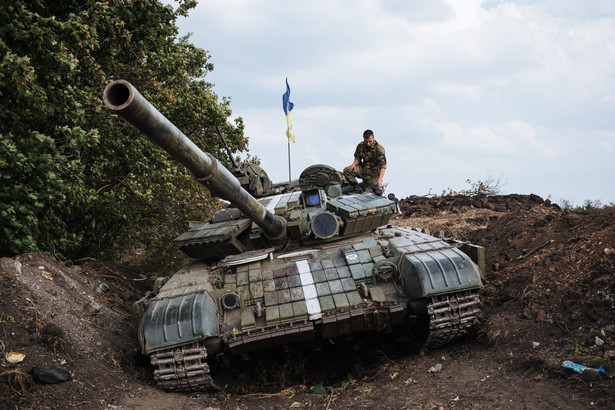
{"left": 0, "top": 0, "right": 248, "bottom": 272}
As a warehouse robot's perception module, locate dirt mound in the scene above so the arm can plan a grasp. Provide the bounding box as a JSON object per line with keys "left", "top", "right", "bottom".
{"left": 0, "top": 254, "right": 151, "bottom": 408}
{"left": 1, "top": 194, "right": 614, "bottom": 409}
{"left": 398, "top": 193, "right": 559, "bottom": 216}
{"left": 397, "top": 195, "right": 615, "bottom": 347}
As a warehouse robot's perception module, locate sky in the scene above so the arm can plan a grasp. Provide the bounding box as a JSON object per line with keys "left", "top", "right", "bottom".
{"left": 162, "top": 0, "right": 615, "bottom": 205}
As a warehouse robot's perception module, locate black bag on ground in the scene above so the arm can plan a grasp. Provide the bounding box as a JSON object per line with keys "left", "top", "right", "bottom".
{"left": 31, "top": 364, "right": 72, "bottom": 384}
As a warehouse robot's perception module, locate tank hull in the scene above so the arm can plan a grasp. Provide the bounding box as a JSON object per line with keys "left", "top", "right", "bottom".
{"left": 138, "top": 226, "right": 483, "bottom": 391}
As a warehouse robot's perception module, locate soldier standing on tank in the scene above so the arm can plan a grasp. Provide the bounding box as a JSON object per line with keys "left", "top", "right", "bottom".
{"left": 344, "top": 129, "right": 386, "bottom": 193}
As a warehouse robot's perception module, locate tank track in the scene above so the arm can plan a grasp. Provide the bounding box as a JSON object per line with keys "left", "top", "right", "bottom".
{"left": 425, "top": 289, "right": 481, "bottom": 349}
{"left": 149, "top": 342, "right": 216, "bottom": 392}
{"left": 146, "top": 291, "right": 480, "bottom": 390}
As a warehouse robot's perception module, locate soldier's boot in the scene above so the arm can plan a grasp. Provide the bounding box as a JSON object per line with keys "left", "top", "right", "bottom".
{"left": 352, "top": 183, "right": 363, "bottom": 193}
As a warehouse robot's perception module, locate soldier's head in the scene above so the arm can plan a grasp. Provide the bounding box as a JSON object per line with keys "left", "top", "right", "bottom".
{"left": 363, "top": 129, "right": 375, "bottom": 147}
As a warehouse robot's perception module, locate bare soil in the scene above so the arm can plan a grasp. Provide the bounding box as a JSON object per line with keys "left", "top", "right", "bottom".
{"left": 1, "top": 194, "right": 614, "bottom": 409}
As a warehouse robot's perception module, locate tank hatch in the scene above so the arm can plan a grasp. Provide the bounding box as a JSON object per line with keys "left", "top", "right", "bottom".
{"left": 298, "top": 164, "right": 344, "bottom": 197}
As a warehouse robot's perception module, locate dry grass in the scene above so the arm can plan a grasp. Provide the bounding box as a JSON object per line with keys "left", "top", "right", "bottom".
{"left": 0, "top": 369, "right": 32, "bottom": 395}
{"left": 390, "top": 208, "right": 497, "bottom": 238}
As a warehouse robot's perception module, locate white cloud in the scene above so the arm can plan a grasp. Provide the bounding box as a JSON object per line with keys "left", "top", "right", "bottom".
{"left": 434, "top": 82, "right": 482, "bottom": 99}
{"left": 434, "top": 121, "right": 514, "bottom": 155}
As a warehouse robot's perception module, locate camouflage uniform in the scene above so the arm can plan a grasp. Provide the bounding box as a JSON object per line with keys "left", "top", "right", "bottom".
{"left": 343, "top": 140, "right": 387, "bottom": 188}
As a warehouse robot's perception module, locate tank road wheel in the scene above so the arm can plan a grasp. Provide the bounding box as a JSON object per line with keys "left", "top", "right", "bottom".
{"left": 149, "top": 342, "right": 216, "bottom": 392}
{"left": 424, "top": 290, "right": 481, "bottom": 349}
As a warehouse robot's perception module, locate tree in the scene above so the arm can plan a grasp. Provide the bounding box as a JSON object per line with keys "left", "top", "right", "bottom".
{"left": 0, "top": 0, "right": 247, "bottom": 269}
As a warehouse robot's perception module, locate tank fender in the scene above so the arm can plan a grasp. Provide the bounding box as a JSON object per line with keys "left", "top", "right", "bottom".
{"left": 139, "top": 291, "right": 219, "bottom": 354}
{"left": 398, "top": 247, "right": 482, "bottom": 300}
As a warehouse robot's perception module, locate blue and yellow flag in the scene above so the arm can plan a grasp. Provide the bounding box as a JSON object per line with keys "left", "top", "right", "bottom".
{"left": 282, "top": 78, "right": 295, "bottom": 143}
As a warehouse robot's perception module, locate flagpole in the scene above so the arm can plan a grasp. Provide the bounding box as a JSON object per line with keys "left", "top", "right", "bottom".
{"left": 287, "top": 139, "right": 291, "bottom": 184}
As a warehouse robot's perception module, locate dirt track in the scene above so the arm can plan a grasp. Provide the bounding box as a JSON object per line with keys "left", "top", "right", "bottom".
{"left": 1, "top": 194, "right": 614, "bottom": 409}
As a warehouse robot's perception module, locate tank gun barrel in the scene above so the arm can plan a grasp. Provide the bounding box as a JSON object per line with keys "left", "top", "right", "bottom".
{"left": 102, "top": 80, "right": 287, "bottom": 241}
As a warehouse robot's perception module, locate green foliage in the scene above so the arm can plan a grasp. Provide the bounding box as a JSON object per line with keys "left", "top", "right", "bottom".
{"left": 574, "top": 199, "right": 604, "bottom": 213}
{"left": 0, "top": 0, "right": 248, "bottom": 269}
{"left": 554, "top": 198, "right": 613, "bottom": 212}
{"left": 570, "top": 200, "right": 613, "bottom": 214}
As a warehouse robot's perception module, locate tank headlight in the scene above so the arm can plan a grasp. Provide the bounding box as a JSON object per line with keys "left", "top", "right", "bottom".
{"left": 221, "top": 293, "right": 239, "bottom": 310}
{"left": 311, "top": 212, "right": 339, "bottom": 239}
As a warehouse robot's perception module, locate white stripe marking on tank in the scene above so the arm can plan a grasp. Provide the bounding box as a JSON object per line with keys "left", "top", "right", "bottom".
{"left": 296, "top": 259, "right": 322, "bottom": 320}
{"left": 265, "top": 193, "right": 287, "bottom": 211}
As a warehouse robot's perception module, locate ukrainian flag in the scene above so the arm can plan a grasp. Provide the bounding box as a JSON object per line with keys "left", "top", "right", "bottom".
{"left": 282, "top": 78, "right": 295, "bottom": 143}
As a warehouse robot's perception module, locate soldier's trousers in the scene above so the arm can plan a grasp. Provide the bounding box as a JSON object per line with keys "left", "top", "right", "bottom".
{"left": 343, "top": 165, "right": 378, "bottom": 188}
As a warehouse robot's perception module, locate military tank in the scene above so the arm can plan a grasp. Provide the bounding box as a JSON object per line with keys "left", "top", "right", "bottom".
{"left": 103, "top": 80, "right": 485, "bottom": 392}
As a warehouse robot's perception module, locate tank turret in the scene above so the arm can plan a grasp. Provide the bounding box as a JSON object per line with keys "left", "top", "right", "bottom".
{"left": 103, "top": 80, "right": 399, "bottom": 259}
{"left": 104, "top": 80, "right": 485, "bottom": 392}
